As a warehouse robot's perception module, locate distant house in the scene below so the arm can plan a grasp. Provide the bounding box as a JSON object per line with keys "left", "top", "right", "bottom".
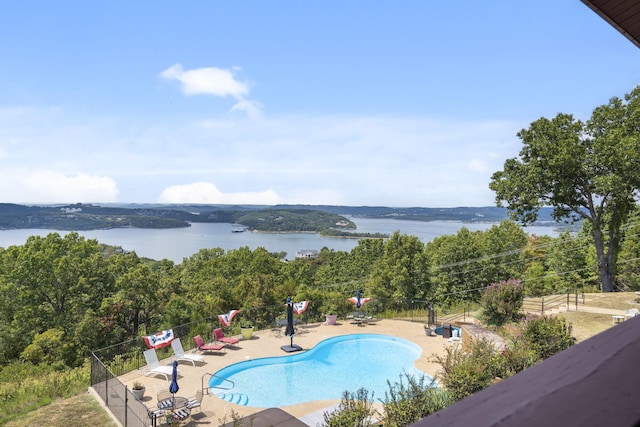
{"left": 295, "top": 250, "right": 318, "bottom": 259}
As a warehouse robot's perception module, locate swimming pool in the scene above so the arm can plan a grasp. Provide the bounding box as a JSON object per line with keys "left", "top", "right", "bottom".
{"left": 210, "top": 333, "right": 431, "bottom": 407}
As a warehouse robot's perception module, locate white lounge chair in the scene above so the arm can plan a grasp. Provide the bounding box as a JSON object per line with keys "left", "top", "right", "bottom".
{"left": 143, "top": 348, "right": 174, "bottom": 380}
{"left": 171, "top": 338, "right": 205, "bottom": 366}
{"left": 625, "top": 308, "right": 639, "bottom": 319}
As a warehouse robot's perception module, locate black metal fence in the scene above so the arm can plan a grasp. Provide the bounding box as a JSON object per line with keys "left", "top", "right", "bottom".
{"left": 90, "top": 352, "right": 151, "bottom": 426}
{"left": 88, "top": 292, "right": 582, "bottom": 426}
{"left": 522, "top": 290, "right": 585, "bottom": 314}
{"left": 89, "top": 315, "right": 224, "bottom": 426}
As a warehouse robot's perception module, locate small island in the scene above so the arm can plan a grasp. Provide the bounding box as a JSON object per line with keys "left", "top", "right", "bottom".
{"left": 0, "top": 203, "right": 387, "bottom": 237}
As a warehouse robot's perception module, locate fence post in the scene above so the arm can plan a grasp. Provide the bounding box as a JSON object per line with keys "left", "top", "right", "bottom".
{"left": 104, "top": 364, "right": 109, "bottom": 406}
{"left": 541, "top": 297, "right": 544, "bottom": 314}
{"left": 567, "top": 292, "right": 570, "bottom": 310}
{"left": 124, "top": 384, "right": 128, "bottom": 427}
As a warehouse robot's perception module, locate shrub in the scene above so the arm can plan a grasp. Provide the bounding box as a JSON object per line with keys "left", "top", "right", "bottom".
{"left": 432, "top": 338, "right": 501, "bottom": 401}
{"left": 321, "top": 388, "right": 377, "bottom": 427}
{"left": 381, "top": 373, "right": 454, "bottom": 427}
{"left": 493, "top": 314, "right": 574, "bottom": 379}
{"left": 19, "top": 328, "right": 67, "bottom": 369}
{"left": 480, "top": 279, "right": 525, "bottom": 326}
{"left": 521, "top": 314, "right": 574, "bottom": 360}
{"left": 495, "top": 335, "right": 540, "bottom": 377}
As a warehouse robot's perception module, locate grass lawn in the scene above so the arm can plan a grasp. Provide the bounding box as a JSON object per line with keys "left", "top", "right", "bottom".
{"left": 555, "top": 311, "right": 615, "bottom": 343}
{"left": 581, "top": 291, "right": 640, "bottom": 310}
{"left": 5, "top": 392, "right": 117, "bottom": 427}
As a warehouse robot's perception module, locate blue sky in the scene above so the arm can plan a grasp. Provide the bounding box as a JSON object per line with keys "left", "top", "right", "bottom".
{"left": 1, "top": 1, "right": 639, "bottom": 207}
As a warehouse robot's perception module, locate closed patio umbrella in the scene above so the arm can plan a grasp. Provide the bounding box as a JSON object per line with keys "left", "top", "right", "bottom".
{"left": 281, "top": 296, "right": 302, "bottom": 352}
{"left": 169, "top": 360, "right": 179, "bottom": 409}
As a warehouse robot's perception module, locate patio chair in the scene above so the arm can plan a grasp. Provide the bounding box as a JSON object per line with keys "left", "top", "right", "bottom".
{"left": 171, "top": 407, "right": 191, "bottom": 423}
{"left": 186, "top": 389, "right": 203, "bottom": 413}
{"left": 171, "top": 338, "right": 205, "bottom": 366}
{"left": 193, "top": 335, "right": 226, "bottom": 354}
{"left": 157, "top": 390, "right": 172, "bottom": 403}
{"left": 213, "top": 328, "right": 240, "bottom": 345}
{"left": 143, "top": 348, "right": 174, "bottom": 380}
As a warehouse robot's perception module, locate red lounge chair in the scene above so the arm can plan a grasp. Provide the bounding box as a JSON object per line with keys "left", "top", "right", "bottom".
{"left": 193, "top": 335, "right": 226, "bottom": 354}
{"left": 213, "top": 328, "right": 240, "bottom": 345}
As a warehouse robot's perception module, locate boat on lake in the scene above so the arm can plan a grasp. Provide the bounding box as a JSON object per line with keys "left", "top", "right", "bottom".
{"left": 231, "top": 224, "right": 247, "bottom": 233}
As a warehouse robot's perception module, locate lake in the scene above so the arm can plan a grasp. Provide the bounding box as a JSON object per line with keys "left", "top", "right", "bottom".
{"left": 0, "top": 217, "right": 559, "bottom": 263}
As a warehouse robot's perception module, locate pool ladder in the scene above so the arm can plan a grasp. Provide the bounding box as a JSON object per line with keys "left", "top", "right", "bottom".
{"left": 202, "top": 373, "right": 234, "bottom": 396}
{"left": 202, "top": 373, "right": 251, "bottom": 405}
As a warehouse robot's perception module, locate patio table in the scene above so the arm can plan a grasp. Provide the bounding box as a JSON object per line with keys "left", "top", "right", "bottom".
{"left": 157, "top": 396, "right": 188, "bottom": 410}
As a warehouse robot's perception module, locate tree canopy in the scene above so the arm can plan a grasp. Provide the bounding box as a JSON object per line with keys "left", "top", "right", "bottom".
{"left": 490, "top": 86, "right": 640, "bottom": 292}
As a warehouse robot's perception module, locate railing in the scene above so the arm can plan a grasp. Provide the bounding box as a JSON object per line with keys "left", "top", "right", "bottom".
{"left": 522, "top": 290, "right": 585, "bottom": 314}
{"left": 92, "top": 317, "right": 218, "bottom": 378}
{"left": 202, "top": 373, "right": 235, "bottom": 395}
{"left": 435, "top": 302, "right": 479, "bottom": 325}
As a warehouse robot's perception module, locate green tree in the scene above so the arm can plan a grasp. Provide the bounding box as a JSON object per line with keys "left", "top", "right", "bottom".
{"left": 545, "top": 231, "right": 589, "bottom": 291}
{"left": 617, "top": 207, "right": 640, "bottom": 290}
{"left": 478, "top": 221, "right": 529, "bottom": 285}
{"left": 427, "top": 228, "right": 484, "bottom": 304}
{"left": 370, "top": 232, "right": 430, "bottom": 302}
{"left": 0, "top": 233, "right": 113, "bottom": 365}
{"left": 20, "top": 328, "right": 67, "bottom": 368}
{"left": 521, "top": 234, "right": 556, "bottom": 296}
{"left": 103, "top": 263, "right": 162, "bottom": 336}
{"left": 490, "top": 87, "right": 640, "bottom": 292}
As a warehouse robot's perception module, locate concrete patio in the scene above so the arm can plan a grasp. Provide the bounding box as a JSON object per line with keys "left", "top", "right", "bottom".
{"left": 116, "top": 318, "right": 459, "bottom": 426}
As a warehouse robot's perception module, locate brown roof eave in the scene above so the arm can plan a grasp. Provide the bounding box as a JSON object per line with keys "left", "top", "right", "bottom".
{"left": 581, "top": 0, "right": 640, "bottom": 49}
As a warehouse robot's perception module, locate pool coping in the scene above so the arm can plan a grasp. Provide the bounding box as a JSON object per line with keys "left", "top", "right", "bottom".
{"left": 117, "top": 319, "right": 460, "bottom": 425}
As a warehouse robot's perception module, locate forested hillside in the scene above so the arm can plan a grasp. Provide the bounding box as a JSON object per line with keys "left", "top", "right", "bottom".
{"left": 0, "top": 203, "right": 565, "bottom": 235}
{"left": 0, "top": 203, "right": 355, "bottom": 232}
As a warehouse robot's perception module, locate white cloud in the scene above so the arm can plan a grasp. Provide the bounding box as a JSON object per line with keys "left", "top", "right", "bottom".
{"left": 0, "top": 169, "right": 118, "bottom": 203}
{"left": 159, "top": 64, "right": 263, "bottom": 119}
{"left": 467, "top": 159, "right": 488, "bottom": 172}
{"left": 0, "top": 105, "right": 524, "bottom": 207}
{"left": 158, "top": 182, "right": 282, "bottom": 204}
{"left": 229, "top": 98, "right": 264, "bottom": 120}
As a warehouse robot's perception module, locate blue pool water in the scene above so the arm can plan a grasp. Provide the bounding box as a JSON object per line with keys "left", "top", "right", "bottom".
{"left": 209, "top": 334, "right": 431, "bottom": 407}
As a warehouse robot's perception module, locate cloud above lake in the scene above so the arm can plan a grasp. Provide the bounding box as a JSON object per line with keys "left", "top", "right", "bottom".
{"left": 0, "top": 105, "right": 522, "bottom": 207}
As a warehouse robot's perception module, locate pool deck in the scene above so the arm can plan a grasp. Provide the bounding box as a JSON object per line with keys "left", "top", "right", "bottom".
{"left": 116, "top": 319, "right": 460, "bottom": 426}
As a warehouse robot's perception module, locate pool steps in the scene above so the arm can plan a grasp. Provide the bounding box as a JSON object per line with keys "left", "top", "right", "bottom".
{"left": 216, "top": 392, "right": 249, "bottom": 405}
